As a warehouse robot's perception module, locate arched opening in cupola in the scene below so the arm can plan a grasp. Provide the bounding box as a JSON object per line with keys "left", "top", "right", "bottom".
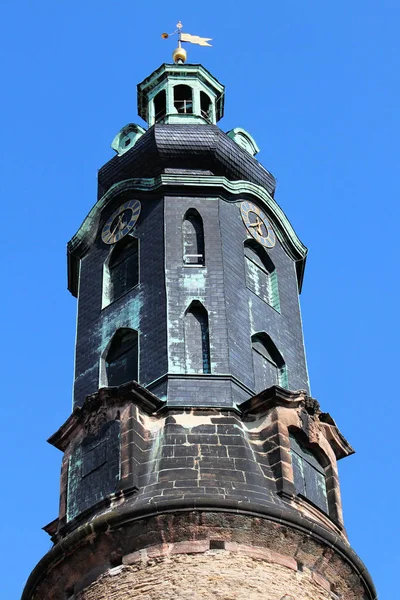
{"left": 153, "top": 89, "right": 167, "bottom": 123}
{"left": 174, "top": 84, "right": 193, "bottom": 114}
{"left": 200, "top": 91, "right": 212, "bottom": 121}
{"left": 251, "top": 332, "right": 287, "bottom": 392}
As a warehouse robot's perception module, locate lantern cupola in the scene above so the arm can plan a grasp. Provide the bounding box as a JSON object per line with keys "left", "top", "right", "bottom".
{"left": 137, "top": 63, "right": 225, "bottom": 126}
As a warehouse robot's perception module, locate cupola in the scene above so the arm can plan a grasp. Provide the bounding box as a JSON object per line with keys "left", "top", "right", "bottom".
{"left": 137, "top": 63, "right": 225, "bottom": 126}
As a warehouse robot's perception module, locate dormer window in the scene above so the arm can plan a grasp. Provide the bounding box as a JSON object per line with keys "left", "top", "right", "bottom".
{"left": 174, "top": 85, "right": 193, "bottom": 114}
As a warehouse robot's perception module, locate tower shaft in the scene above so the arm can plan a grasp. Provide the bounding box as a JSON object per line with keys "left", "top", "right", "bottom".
{"left": 22, "top": 62, "right": 376, "bottom": 600}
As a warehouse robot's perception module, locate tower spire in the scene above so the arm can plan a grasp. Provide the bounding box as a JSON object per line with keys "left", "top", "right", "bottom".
{"left": 161, "top": 21, "right": 212, "bottom": 63}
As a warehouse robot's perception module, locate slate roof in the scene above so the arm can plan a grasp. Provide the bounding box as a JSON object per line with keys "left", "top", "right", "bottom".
{"left": 98, "top": 124, "right": 276, "bottom": 198}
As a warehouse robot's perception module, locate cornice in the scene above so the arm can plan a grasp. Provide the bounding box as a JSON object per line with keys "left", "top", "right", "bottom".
{"left": 67, "top": 174, "right": 308, "bottom": 297}
{"left": 21, "top": 500, "right": 377, "bottom": 600}
{"left": 48, "top": 380, "right": 165, "bottom": 452}
{"left": 238, "top": 385, "right": 354, "bottom": 460}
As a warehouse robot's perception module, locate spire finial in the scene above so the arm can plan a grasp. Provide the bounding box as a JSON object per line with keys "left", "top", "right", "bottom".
{"left": 161, "top": 21, "right": 212, "bottom": 64}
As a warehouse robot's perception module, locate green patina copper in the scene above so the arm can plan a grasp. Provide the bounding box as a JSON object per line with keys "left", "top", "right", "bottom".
{"left": 111, "top": 123, "right": 146, "bottom": 156}
{"left": 137, "top": 63, "right": 225, "bottom": 125}
{"left": 226, "top": 128, "right": 260, "bottom": 157}
{"left": 68, "top": 175, "right": 308, "bottom": 297}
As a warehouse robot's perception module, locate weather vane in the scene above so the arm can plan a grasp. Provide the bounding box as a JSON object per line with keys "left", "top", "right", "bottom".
{"left": 161, "top": 21, "right": 212, "bottom": 64}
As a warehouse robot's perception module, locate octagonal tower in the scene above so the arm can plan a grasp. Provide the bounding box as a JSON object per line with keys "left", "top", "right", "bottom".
{"left": 22, "top": 60, "right": 376, "bottom": 600}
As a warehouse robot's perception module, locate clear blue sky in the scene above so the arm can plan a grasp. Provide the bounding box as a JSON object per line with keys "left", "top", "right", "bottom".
{"left": 1, "top": 1, "right": 397, "bottom": 598}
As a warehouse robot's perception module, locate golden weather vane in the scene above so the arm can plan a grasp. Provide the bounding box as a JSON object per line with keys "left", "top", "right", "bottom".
{"left": 161, "top": 21, "right": 212, "bottom": 64}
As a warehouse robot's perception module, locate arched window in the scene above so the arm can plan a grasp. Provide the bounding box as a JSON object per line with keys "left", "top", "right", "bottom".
{"left": 289, "top": 433, "right": 328, "bottom": 513}
{"left": 244, "top": 241, "right": 280, "bottom": 311}
{"left": 154, "top": 89, "right": 166, "bottom": 123}
{"left": 106, "top": 328, "right": 138, "bottom": 387}
{"left": 183, "top": 209, "right": 205, "bottom": 265}
{"left": 184, "top": 301, "right": 211, "bottom": 374}
{"left": 251, "top": 333, "right": 287, "bottom": 392}
{"left": 174, "top": 85, "right": 193, "bottom": 114}
{"left": 200, "top": 91, "right": 212, "bottom": 121}
{"left": 107, "top": 236, "right": 139, "bottom": 304}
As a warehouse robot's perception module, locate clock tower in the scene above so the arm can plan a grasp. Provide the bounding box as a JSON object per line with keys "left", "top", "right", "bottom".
{"left": 22, "top": 37, "right": 376, "bottom": 600}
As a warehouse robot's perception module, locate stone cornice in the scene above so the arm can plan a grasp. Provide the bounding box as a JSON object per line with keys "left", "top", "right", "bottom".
{"left": 238, "top": 385, "right": 354, "bottom": 460}
{"left": 48, "top": 381, "right": 165, "bottom": 452}
{"left": 21, "top": 500, "right": 377, "bottom": 600}
{"left": 238, "top": 386, "right": 313, "bottom": 415}
{"left": 67, "top": 174, "right": 308, "bottom": 297}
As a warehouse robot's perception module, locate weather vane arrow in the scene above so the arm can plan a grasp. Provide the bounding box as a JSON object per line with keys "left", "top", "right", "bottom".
{"left": 161, "top": 21, "right": 212, "bottom": 63}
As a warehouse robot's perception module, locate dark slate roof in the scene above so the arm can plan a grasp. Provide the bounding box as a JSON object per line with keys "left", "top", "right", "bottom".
{"left": 98, "top": 124, "right": 276, "bottom": 198}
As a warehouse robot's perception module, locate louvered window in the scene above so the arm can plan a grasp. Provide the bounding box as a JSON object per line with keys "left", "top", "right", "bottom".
{"left": 106, "top": 329, "right": 138, "bottom": 387}
{"left": 244, "top": 243, "right": 280, "bottom": 311}
{"left": 251, "top": 333, "right": 287, "bottom": 392}
{"left": 289, "top": 434, "right": 328, "bottom": 513}
{"left": 109, "top": 237, "right": 139, "bottom": 303}
{"left": 185, "top": 301, "right": 211, "bottom": 374}
{"left": 183, "top": 209, "right": 205, "bottom": 265}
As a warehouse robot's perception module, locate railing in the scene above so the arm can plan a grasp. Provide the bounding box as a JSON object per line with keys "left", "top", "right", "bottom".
{"left": 174, "top": 99, "right": 193, "bottom": 114}
{"left": 201, "top": 109, "right": 212, "bottom": 123}
{"left": 155, "top": 108, "right": 167, "bottom": 123}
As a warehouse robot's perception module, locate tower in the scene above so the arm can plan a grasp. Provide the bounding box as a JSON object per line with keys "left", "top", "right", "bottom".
{"left": 22, "top": 34, "right": 376, "bottom": 600}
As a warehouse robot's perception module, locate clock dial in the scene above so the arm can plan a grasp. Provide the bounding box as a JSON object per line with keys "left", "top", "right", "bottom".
{"left": 102, "top": 200, "right": 141, "bottom": 245}
{"left": 240, "top": 201, "right": 276, "bottom": 248}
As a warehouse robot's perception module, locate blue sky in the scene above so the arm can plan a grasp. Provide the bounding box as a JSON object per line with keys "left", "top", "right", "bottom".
{"left": 1, "top": 1, "right": 398, "bottom": 598}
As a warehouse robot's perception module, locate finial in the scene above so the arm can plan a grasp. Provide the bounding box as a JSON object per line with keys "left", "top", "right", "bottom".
{"left": 161, "top": 21, "right": 212, "bottom": 64}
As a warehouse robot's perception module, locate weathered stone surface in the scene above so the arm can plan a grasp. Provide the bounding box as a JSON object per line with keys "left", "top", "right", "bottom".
{"left": 75, "top": 554, "right": 332, "bottom": 600}
{"left": 23, "top": 512, "right": 373, "bottom": 600}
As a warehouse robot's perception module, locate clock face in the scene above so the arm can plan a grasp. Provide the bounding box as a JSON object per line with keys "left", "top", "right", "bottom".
{"left": 240, "top": 201, "right": 276, "bottom": 248}
{"left": 102, "top": 200, "right": 141, "bottom": 245}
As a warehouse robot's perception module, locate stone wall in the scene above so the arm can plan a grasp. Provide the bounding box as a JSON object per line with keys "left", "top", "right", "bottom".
{"left": 75, "top": 551, "right": 342, "bottom": 600}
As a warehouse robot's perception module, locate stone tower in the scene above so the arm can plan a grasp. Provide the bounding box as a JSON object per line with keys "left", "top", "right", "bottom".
{"left": 22, "top": 57, "right": 376, "bottom": 600}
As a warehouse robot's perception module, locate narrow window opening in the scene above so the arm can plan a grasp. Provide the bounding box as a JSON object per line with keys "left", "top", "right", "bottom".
{"left": 108, "top": 236, "right": 139, "bottom": 304}
{"left": 110, "top": 555, "right": 123, "bottom": 567}
{"left": 184, "top": 301, "right": 211, "bottom": 374}
{"left": 106, "top": 328, "right": 138, "bottom": 387}
{"left": 209, "top": 540, "right": 225, "bottom": 550}
{"left": 244, "top": 241, "right": 280, "bottom": 311}
{"left": 251, "top": 333, "right": 287, "bottom": 392}
{"left": 154, "top": 89, "right": 167, "bottom": 123}
{"left": 183, "top": 209, "right": 205, "bottom": 265}
{"left": 174, "top": 84, "right": 193, "bottom": 114}
{"left": 200, "top": 91, "right": 212, "bottom": 121}
{"left": 289, "top": 433, "right": 329, "bottom": 514}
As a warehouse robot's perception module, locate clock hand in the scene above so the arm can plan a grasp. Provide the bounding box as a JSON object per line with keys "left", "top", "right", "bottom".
{"left": 110, "top": 213, "right": 125, "bottom": 236}
{"left": 248, "top": 217, "right": 264, "bottom": 236}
